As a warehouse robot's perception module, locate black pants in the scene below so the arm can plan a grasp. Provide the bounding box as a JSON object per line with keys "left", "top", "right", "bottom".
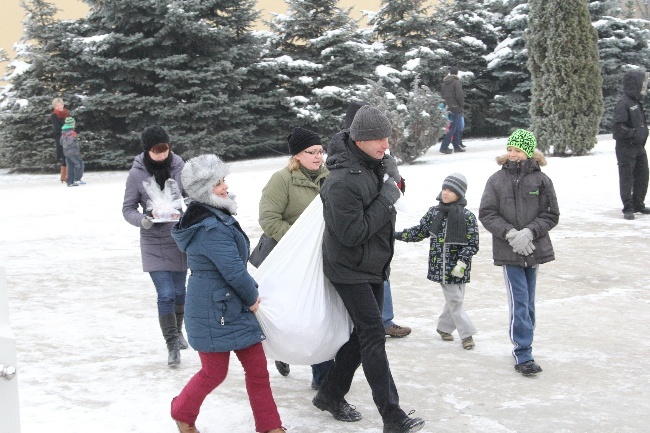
{"left": 318, "top": 281, "right": 406, "bottom": 424}
{"left": 616, "top": 144, "right": 649, "bottom": 213}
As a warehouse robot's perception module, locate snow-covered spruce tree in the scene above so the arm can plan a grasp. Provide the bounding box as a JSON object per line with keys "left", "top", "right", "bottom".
{"left": 428, "top": 0, "right": 502, "bottom": 136}
{"left": 359, "top": 77, "right": 447, "bottom": 164}
{"left": 367, "top": 0, "right": 432, "bottom": 76}
{"left": 485, "top": 0, "right": 531, "bottom": 134}
{"left": 70, "top": 0, "right": 269, "bottom": 167}
{"left": 590, "top": 0, "right": 650, "bottom": 133}
{"left": 267, "top": 0, "right": 381, "bottom": 137}
{"left": 526, "top": 0, "right": 604, "bottom": 155}
{"left": 0, "top": 0, "right": 81, "bottom": 172}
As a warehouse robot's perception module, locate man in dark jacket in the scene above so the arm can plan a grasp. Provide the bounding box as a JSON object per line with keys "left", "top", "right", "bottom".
{"left": 439, "top": 66, "right": 466, "bottom": 154}
{"left": 314, "top": 105, "right": 425, "bottom": 433}
{"left": 613, "top": 70, "right": 650, "bottom": 219}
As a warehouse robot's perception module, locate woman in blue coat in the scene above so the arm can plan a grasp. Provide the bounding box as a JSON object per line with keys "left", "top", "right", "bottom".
{"left": 170, "top": 154, "right": 285, "bottom": 433}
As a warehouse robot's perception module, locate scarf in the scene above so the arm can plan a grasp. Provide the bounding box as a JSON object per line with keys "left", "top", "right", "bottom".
{"left": 53, "top": 108, "right": 69, "bottom": 120}
{"left": 429, "top": 195, "right": 468, "bottom": 245}
{"left": 299, "top": 164, "right": 323, "bottom": 183}
{"left": 143, "top": 151, "right": 173, "bottom": 189}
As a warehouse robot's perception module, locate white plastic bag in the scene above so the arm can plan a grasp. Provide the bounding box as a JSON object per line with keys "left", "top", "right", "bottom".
{"left": 142, "top": 177, "right": 184, "bottom": 220}
{"left": 254, "top": 197, "right": 353, "bottom": 365}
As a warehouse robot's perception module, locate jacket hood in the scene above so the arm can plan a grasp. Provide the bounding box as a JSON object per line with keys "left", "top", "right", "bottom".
{"left": 172, "top": 204, "right": 232, "bottom": 252}
{"left": 496, "top": 150, "right": 547, "bottom": 167}
{"left": 623, "top": 71, "right": 646, "bottom": 100}
{"left": 326, "top": 130, "right": 352, "bottom": 169}
{"left": 443, "top": 75, "right": 460, "bottom": 85}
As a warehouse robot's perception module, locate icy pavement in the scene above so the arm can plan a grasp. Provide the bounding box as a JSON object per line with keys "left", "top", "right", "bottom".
{"left": 1, "top": 134, "right": 649, "bottom": 432}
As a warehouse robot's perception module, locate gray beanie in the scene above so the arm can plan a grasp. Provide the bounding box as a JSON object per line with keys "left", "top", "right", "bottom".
{"left": 181, "top": 154, "right": 237, "bottom": 213}
{"left": 349, "top": 105, "right": 392, "bottom": 141}
{"left": 442, "top": 173, "right": 467, "bottom": 198}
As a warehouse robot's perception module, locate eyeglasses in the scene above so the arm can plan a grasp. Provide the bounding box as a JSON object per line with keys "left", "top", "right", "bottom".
{"left": 303, "top": 149, "right": 323, "bottom": 156}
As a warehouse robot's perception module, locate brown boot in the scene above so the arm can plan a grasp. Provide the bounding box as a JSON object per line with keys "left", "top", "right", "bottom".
{"left": 60, "top": 165, "right": 68, "bottom": 183}
{"left": 174, "top": 419, "right": 200, "bottom": 433}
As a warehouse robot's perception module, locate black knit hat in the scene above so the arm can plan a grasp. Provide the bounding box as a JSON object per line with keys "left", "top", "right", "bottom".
{"left": 141, "top": 125, "right": 170, "bottom": 152}
{"left": 449, "top": 66, "right": 459, "bottom": 75}
{"left": 287, "top": 127, "right": 321, "bottom": 155}
{"left": 442, "top": 173, "right": 467, "bottom": 198}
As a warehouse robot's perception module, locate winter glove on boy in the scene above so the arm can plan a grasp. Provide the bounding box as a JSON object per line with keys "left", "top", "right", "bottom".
{"left": 451, "top": 261, "right": 467, "bottom": 278}
{"left": 379, "top": 177, "right": 401, "bottom": 205}
{"left": 508, "top": 228, "right": 534, "bottom": 255}
{"left": 141, "top": 217, "right": 154, "bottom": 230}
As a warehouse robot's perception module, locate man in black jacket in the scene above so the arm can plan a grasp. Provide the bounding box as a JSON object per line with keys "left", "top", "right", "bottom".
{"left": 314, "top": 105, "right": 425, "bottom": 433}
{"left": 613, "top": 70, "right": 650, "bottom": 220}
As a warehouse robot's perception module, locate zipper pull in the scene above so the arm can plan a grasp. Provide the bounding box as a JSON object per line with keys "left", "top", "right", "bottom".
{"left": 220, "top": 316, "right": 225, "bottom": 326}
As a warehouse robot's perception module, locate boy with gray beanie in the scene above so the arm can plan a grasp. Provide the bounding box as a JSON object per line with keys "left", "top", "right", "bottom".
{"left": 316, "top": 105, "right": 425, "bottom": 433}
{"left": 395, "top": 173, "right": 479, "bottom": 350}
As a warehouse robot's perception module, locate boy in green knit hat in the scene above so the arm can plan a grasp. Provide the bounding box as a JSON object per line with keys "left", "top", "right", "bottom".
{"left": 478, "top": 129, "right": 560, "bottom": 376}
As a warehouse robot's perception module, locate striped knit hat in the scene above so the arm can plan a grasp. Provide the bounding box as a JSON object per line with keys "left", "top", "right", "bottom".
{"left": 442, "top": 173, "right": 467, "bottom": 198}
{"left": 61, "top": 117, "right": 75, "bottom": 130}
{"left": 507, "top": 129, "right": 537, "bottom": 158}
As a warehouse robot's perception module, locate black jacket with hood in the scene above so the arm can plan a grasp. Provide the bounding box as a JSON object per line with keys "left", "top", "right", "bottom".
{"left": 612, "top": 71, "right": 649, "bottom": 148}
{"left": 321, "top": 131, "right": 396, "bottom": 284}
{"left": 441, "top": 74, "right": 464, "bottom": 114}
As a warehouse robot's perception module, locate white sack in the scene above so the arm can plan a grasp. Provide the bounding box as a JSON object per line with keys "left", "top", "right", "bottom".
{"left": 254, "top": 197, "right": 353, "bottom": 365}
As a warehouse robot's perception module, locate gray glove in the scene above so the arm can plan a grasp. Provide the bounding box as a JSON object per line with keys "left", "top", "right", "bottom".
{"left": 380, "top": 177, "right": 401, "bottom": 205}
{"left": 509, "top": 228, "right": 534, "bottom": 255}
{"left": 382, "top": 154, "right": 402, "bottom": 183}
{"left": 141, "top": 217, "right": 154, "bottom": 230}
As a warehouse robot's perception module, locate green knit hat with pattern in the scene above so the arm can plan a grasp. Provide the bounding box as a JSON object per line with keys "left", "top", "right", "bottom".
{"left": 507, "top": 129, "right": 536, "bottom": 158}
{"left": 62, "top": 117, "right": 76, "bottom": 131}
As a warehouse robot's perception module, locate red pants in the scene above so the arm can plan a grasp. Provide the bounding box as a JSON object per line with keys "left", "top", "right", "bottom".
{"left": 171, "top": 343, "right": 282, "bottom": 432}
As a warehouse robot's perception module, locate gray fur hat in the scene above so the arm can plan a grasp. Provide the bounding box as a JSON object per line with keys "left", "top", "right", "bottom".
{"left": 181, "top": 154, "right": 237, "bottom": 213}
{"left": 349, "top": 105, "right": 392, "bottom": 141}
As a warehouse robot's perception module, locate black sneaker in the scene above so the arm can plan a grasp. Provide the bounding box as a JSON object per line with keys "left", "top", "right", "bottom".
{"left": 624, "top": 212, "right": 635, "bottom": 220}
{"left": 383, "top": 414, "right": 425, "bottom": 433}
{"left": 312, "top": 393, "right": 362, "bottom": 422}
{"left": 275, "top": 361, "right": 290, "bottom": 376}
{"left": 635, "top": 207, "right": 650, "bottom": 214}
{"left": 439, "top": 148, "right": 453, "bottom": 154}
{"left": 454, "top": 147, "right": 466, "bottom": 153}
{"left": 514, "top": 360, "right": 543, "bottom": 376}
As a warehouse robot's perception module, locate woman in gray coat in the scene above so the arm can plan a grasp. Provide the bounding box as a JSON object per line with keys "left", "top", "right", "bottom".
{"left": 122, "top": 125, "right": 188, "bottom": 368}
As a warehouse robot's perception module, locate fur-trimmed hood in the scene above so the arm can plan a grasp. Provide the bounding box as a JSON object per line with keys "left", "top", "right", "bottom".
{"left": 496, "top": 150, "right": 547, "bottom": 167}
{"left": 181, "top": 154, "right": 237, "bottom": 215}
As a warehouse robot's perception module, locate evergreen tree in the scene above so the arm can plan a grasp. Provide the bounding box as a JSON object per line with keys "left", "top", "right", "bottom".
{"left": 360, "top": 77, "right": 447, "bottom": 164}
{"left": 485, "top": 1, "right": 531, "bottom": 134}
{"left": 0, "top": 0, "right": 74, "bottom": 171}
{"left": 367, "top": 0, "right": 432, "bottom": 73}
{"left": 590, "top": 0, "right": 650, "bottom": 132}
{"left": 527, "top": 0, "right": 604, "bottom": 155}
{"left": 428, "top": 0, "right": 502, "bottom": 136}
{"left": 267, "top": 0, "right": 382, "bottom": 137}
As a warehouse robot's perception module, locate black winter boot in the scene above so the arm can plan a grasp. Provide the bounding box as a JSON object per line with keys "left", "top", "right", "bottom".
{"left": 175, "top": 304, "right": 189, "bottom": 350}
{"left": 159, "top": 313, "right": 181, "bottom": 368}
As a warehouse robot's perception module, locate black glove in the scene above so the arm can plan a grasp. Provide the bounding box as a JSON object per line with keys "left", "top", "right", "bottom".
{"left": 380, "top": 177, "right": 401, "bottom": 205}
{"left": 382, "top": 154, "right": 402, "bottom": 183}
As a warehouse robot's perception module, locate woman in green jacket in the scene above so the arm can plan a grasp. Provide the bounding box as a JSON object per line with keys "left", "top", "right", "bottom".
{"left": 258, "top": 126, "right": 333, "bottom": 390}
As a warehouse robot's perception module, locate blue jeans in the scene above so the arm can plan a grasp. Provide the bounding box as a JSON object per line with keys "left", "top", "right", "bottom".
{"left": 382, "top": 280, "right": 394, "bottom": 328}
{"left": 503, "top": 265, "right": 538, "bottom": 365}
{"left": 65, "top": 155, "right": 84, "bottom": 185}
{"left": 311, "top": 359, "right": 335, "bottom": 386}
{"left": 440, "top": 112, "right": 464, "bottom": 150}
{"left": 149, "top": 271, "right": 187, "bottom": 316}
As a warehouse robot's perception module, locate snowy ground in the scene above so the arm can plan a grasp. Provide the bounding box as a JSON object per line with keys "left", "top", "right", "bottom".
{"left": 2, "top": 134, "right": 649, "bottom": 433}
